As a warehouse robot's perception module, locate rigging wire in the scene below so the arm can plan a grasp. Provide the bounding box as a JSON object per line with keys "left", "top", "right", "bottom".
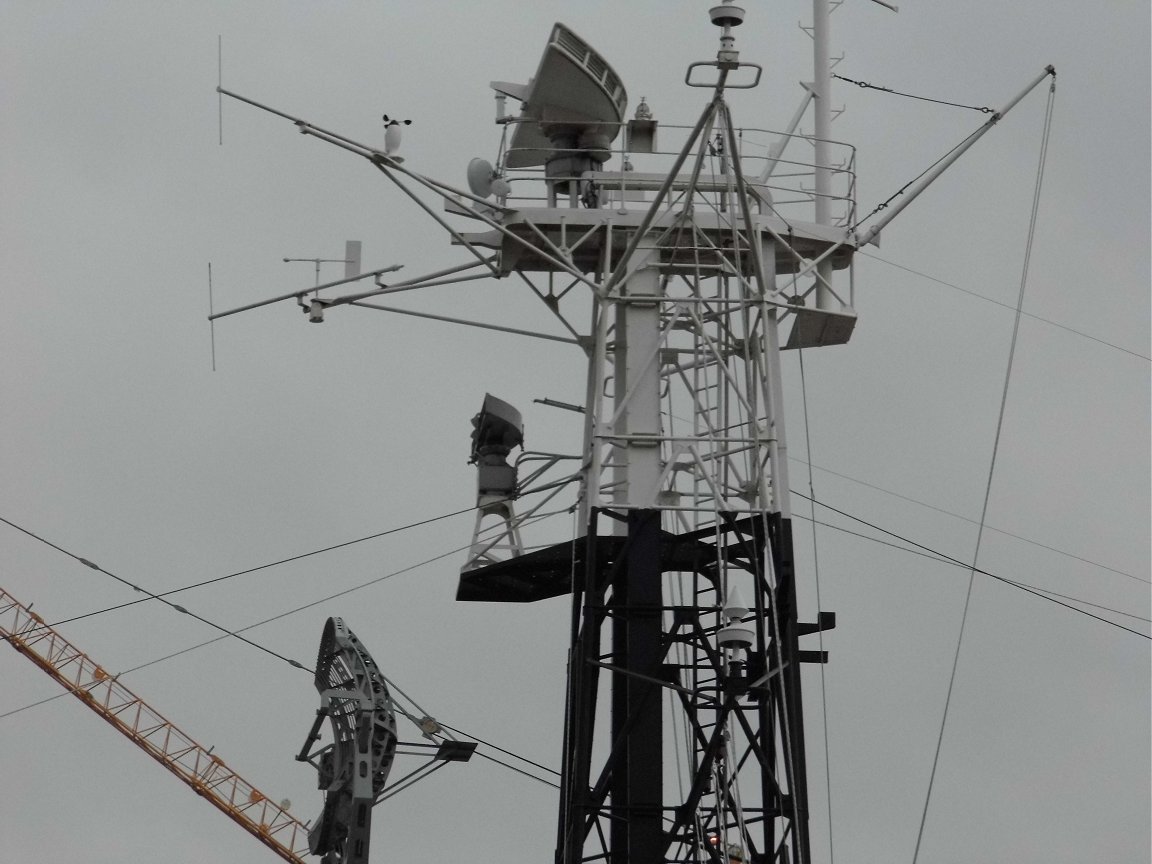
{"left": 11, "top": 481, "right": 569, "bottom": 636}
{"left": 789, "top": 455, "right": 1150, "bottom": 585}
{"left": 382, "top": 680, "right": 561, "bottom": 789}
{"left": 2, "top": 561, "right": 562, "bottom": 795}
{"left": 437, "top": 721, "right": 560, "bottom": 777}
{"left": 0, "top": 541, "right": 474, "bottom": 722}
{"left": 792, "top": 493, "right": 1152, "bottom": 645}
{"left": 911, "top": 77, "right": 1055, "bottom": 864}
{"left": 797, "top": 349, "right": 835, "bottom": 864}
{"left": 787, "top": 511, "right": 1147, "bottom": 626}
{"left": 850, "top": 126, "right": 986, "bottom": 232}
{"left": 24, "top": 503, "right": 483, "bottom": 633}
{"left": 470, "top": 748, "right": 560, "bottom": 789}
{"left": 0, "top": 514, "right": 314, "bottom": 674}
{"left": 669, "top": 405, "right": 1144, "bottom": 585}
{"left": 859, "top": 250, "right": 1151, "bottom": 363}
{"left": 833, "top": 74, "right": 994, "bottom": 113}
{"left": 0, "top": 516, "right": 568, "bottom": 791}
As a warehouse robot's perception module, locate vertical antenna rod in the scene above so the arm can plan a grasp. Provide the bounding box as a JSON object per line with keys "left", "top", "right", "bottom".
{"left": 208, "top": 262, "right": 217, "bottom": 371}
{"left": 217, "top": 35, "right": 223, "bottom": 146}
{"left": 811, "top": 0, "right": 835, "bottom": 311}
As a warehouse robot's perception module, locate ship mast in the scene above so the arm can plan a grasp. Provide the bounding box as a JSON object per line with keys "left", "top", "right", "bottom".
{"left": 455, "top": 6, "right": 856, "bottom": 863}
{"left": 210, "top": 3, "right": 1059, "bottom": 859}
{"left": 214, "top": 5, "right": 865, "bottom": 861}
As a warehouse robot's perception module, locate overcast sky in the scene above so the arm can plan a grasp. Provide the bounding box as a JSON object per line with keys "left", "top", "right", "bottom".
{"left": 1, "top": 2, "right": 1148, "bottom": 863}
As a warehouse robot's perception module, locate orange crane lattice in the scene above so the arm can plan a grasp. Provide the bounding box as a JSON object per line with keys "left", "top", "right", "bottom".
{"left": 0, "top": 587, "right": 310, "bottom": 863}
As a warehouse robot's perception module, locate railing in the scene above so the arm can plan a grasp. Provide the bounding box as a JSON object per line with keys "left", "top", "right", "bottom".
{"left": 493, "top": 118, "right": 857, "bottom": 227}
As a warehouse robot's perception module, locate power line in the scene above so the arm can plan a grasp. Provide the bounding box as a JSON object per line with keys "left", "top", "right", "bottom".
{"left": 15, "top": 486, "right": 567, "bottom": 636}
{"left": 653, "top": 415, "right": 1145, "bottom": 585}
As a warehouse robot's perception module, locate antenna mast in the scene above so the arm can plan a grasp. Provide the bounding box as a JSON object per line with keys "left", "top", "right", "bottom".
{"left": 452, "top": 8, "right": 855, "bottom": 863}
{"left": 811, "top": 0, "right": 835, "bottom": 311}
{"left": 217, "top": 6, "right": 870, "bottom": 861}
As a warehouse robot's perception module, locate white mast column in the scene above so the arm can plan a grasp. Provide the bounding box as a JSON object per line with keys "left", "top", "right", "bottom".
{"left": 615, "top": 244, "right": 663, "bottom": 509}
{"left": 812, "top": 0, "right": 836, "bottom": 311}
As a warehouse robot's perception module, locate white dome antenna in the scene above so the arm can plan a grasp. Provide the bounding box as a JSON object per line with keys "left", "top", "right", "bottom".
{"left": 466, "top": 157, "right": 511, "bottom": 200}
{"left": 709, "top": 3, "right": 745, "bottom": 63}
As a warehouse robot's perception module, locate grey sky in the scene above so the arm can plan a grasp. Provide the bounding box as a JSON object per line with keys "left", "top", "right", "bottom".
{"left": 1, "top": 2, "right": 1148, "bottom": 863}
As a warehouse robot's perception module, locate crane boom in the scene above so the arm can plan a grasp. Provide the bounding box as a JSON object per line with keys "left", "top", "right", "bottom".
{"left": 0, "top": 587, "right": 310, "bottom": 864}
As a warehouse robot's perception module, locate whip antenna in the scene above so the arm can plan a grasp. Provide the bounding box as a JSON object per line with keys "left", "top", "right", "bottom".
{"left": 217, "top": 36, "right": 223, "bottom": 145}
{"left": 207, "top": 263, "right": 217, "bottom": 371}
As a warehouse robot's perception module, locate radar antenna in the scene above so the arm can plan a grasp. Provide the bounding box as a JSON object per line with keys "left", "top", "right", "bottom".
{"left": 298, "top": 617, "right": 398, "bottom": 864}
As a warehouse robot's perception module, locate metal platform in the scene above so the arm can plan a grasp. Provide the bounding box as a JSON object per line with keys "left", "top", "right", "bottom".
{"left": 457, "top": 513, "right": 769, "bottom": 603}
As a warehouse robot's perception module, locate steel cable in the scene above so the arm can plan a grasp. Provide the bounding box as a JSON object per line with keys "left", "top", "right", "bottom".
{"left": 911, "top": 77, "right": 1057, "bottom": 864}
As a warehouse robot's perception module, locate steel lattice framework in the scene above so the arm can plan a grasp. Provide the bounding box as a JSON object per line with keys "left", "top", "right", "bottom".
{"left": 452, "top": 22, "right": 857, "bottom": 864}
{"left": 0, "top": 587, "right": 311, "bottom": 863}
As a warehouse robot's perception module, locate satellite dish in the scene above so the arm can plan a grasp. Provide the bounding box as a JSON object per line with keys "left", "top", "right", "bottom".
{"left": 467, "top": 157, "right": 496, "bottom": 197}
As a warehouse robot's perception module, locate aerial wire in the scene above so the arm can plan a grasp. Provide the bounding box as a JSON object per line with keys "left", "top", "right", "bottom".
{"left": 3, "top": 599, "right": 561, "bottom": 794}
{"left": 788, "top": 510, "right": 1150, "bottom": 624}
{"left": 912, "top": 76, "right": 1057, "bottom": 864}
{"left": 667, "top": 408, "right": 1146, "bottom": 584}
{"left": 789, "top": 455, "right": 1149, "bottom": 585}
{"left": 859, "top": 251, "right": 1151, "bottom": 362}
{"left": 5, "top": 495, "right": 1142, "bottom": 734}
{"left": 850, "top": 123, "right": 987, "bottom": 233}
{"left": 437, "top": 721, "right": 560, "bottom": 777}
{"left": 791, "top": 491, "right": 1150, "bottom": 639}
{"left": 380, "top": 673, "right": 562, "bottom": 787}
{"left": 1, "top": 514, "right": 568, "bottom": 789}
{"left": 0, "top": 514, "right": 314, "bottom": 674}
{"left": 14, "top": 502, "right": 484, "bottom": 634}
{"left": 798, "top": 348, "right": 835, "bottom": 864}
{"left": 0, "top": 540, "right": 476, "bottom": 722}
{"left": 832, "top": 74, "right": 993, "bottom": 113}
{"left": 469, "top": 749, "right": 560, "bottom": 789}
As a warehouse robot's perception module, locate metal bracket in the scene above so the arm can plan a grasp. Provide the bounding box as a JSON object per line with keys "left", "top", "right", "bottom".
{"left": 685, "top": 61, "right": 763, "bottom": 88}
